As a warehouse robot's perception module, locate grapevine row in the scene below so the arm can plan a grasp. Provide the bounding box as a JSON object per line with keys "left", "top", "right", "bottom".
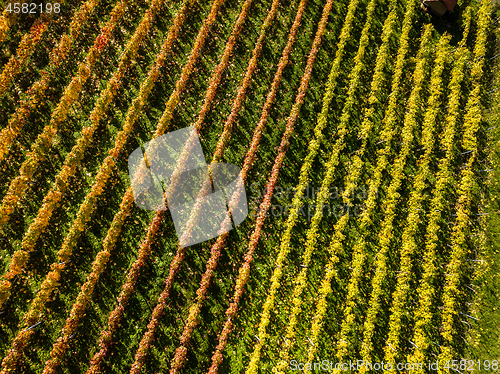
{"left": 85, "top": 210, "right": 165, "bottom": 374}
{"left": 0, "top": 1, "right": 18, "bottom": 43}
{"left": 285, "top": 0, "right": 385, "bottom": 364}
{"left": 71, "top": 0, "right": 232, "bottom": 369}
{"left": 334, "top": 0, "right": 418, "bottom": 363}
{"left": 269, "top": 0, "right": 362, "bottom": 371}
{"left": 305, "top": 2, "right": 404, "bottom": 365}
{"left": 340, "top": 4, "right": 399, "bottom": 202}
{"left": 120, "top": 0, "right": 261, "bottom": 363}
{"left": 0, "top": 18, "right": 49, "bottom": 98}
{"left": 0, "top": 2, "right": 145, "bottom": 372}
{"left": 407, "top": 46, "right": 473, "bottom": 371}
{"left": 86, "top": 0, "right": 281, "bottom": 367}
{"left": 437, "top": 1, "right": 490, "bottom": 367}
{"left": 301, "top": 11, "right": 405, "bottom": 361}
{"left": 0, "top": 0, "right": 100, "bottom": 163}
{"left": 0, "top": 0, "right": 490, "bottom": 371}
{"left": 0, "top": 0, "right": 127, "bottom": 229}
{"left": 357, "top": 24, "right": 434, "bottom": 370}
{"left": 383, "top": 21, "right": 471, "bottom": 365}
{"left": 49, "top": 0, "right": 199, "bottom": 365}
{"left": 168, "top": 0, "right": 282, "bottom": 371}
{"left": 130, "top": 0, "right": 314, "bottom": 370}
{"left": 0, "top": 2, "right": 159, "bottom": 306}
{"left": 38, "top": 1, "right": 192, "bottom": 372}
{"left": 0, "top": 0, "right": 167, "bottom": 310}
{"left": 241, "top": 0, "right": 336, "bottom": 371}
{"left": 49, "top": 0, "right": 226, "bottom": 365}
{"left": 171, "top": 0, "right": 336, "bottom": 374}
{"left": 0, "top": 0, "right": 63, "bottom": 100}
{"left": 51, "top": 0, "right": 253, "bottom": 371}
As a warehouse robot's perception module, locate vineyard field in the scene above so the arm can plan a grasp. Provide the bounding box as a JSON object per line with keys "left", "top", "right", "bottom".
{"left": 0, "top": 0, "right": 499, "bottom": 373}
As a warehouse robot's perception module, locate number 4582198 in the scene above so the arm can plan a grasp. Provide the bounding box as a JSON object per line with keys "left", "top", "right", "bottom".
{"left": 5, "top": 3, "right": 60, "bottom": 13}
{"left": 444, "top": 360, "right": 499, "bottom": 371}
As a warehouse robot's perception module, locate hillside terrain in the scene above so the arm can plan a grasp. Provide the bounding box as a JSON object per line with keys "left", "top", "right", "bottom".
{"left": 0, "top": 0, "right": 498, "bottom": 373}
